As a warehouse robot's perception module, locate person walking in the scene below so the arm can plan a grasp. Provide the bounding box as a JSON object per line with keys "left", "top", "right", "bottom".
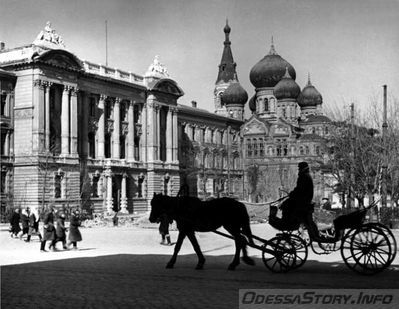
{"left": 40, "top": 207, "right": 56, "bottom": 252}
{"left": 158, "top": 213, "right": 173, "bottom": 245}
{"left": 25, "top": 208, "right": 42, "bottom": 242}
{"left": 50, "top": 213, "right": 67, "bottom": 250}
{"left": 9, "top": 208, "right": 21, "bottom": 238}
{"left": 19, "top": 207, "right": 30, "bottom": 240}
{"left": 67, "top": 209, "right": 82, "bottom": 250}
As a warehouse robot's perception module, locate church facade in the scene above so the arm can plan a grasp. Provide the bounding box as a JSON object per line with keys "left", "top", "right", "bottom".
{"left": 0, "top": 22, "right": 244, "bottom": 216}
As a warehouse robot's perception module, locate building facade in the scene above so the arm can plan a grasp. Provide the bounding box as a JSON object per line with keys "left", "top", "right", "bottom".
{"left": 0, "top": 22, "right": 243, "bottom": 216}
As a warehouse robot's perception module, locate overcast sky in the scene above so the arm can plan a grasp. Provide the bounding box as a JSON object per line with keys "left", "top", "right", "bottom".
{"left": 1, "top": 0, "right": 398, "bottom": 118}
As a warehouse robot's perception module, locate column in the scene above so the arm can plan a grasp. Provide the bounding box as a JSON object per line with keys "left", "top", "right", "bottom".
{"left": 81, "top": 92, "right": 89, "bottom": 157}
{"left": 106, "top": 172, "right": 113, "bottom": 213}
{"left": 120, "top": 173, "right": 128, "bottom": 213}
{"left": 140, "top": 104, "right": 147, "bottom": 162}
{"left": 166, "top": 107, "right": 173, "bottom": 162}
{"left": 155, "top": 105, "right": 160, "bottom": 161}
{"left": 172, "top": 107, "right": 178, "bottom": 162}
{"left": 113, "top": 97, "right": 121, "bottom": 159}
{"left": 97, "top": 95, "right": 106, "bottom": 159}
{"left": 127, "top": 100, "right": 135, "bottom": 161}
{"left": 44, "top": 82, "right": 52, "bottom": 151}
{"left": 61, "top": 85, "right": 70, "bottom": 155}
{"left": 146, "top": 97, "right": 155, "bottom": 162}
{"left": 33, "top": 80, "right": 45, "bottom": 153}
{"left": 70, "top": 87, "right": 78, "bottom": 156}
{"left": 5, "top": 130, "right": 10, "bottom": 156}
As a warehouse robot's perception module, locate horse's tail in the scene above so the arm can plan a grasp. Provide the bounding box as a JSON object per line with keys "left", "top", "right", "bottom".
{"left": 237, "top": 201, "right": 254, "bottom": 246}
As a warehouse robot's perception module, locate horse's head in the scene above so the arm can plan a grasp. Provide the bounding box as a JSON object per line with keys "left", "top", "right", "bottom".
{"left": 149, "top": 193, "right": 169, "bottom": 223}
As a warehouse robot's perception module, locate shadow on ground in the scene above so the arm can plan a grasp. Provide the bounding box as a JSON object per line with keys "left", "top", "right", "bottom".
{"left": 2, "top": 254, "right": 399, "bottom": 309}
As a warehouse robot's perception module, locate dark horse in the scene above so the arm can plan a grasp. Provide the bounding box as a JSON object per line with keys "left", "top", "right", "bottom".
{"left": 149, "top": 193, "right": 255, "bottom": 270}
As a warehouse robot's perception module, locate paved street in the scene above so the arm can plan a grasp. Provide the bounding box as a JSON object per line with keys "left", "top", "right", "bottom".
{"left": 1, "top": 222, "right": 399, "bottom": 309}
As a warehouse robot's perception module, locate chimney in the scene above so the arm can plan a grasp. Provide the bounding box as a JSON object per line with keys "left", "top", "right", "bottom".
{"left": 0, "top": 42, "right": 5, "bottom": 51}
{"left": 191, "top": 100, "right": 197, "bottom": 108}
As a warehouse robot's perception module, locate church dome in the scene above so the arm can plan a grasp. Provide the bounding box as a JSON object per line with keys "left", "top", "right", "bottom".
{"left": 249, "top": 40, "right": 296, "bottom": 88}
{"left": 221, "top": 81, "right": 248, "bottom": 106}
{"left": 273, "top": 67, "right": 300, "bottom": 100}
{"left": 297, "top": 75, "right": 323, "bottom": 107}
{"left": 248, "top": 94, "right": 256, "bottom": 112}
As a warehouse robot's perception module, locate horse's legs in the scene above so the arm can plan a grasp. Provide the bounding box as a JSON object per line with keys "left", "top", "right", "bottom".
{"left": 186, "top": 232, "right": 206, "bottom": 270}
{"left": 224, "top": 226, "right": 241, "bottom": 270}
{"left": 240, "top": 235, "right": 255, "bottom": 266}
{"left": 166, "top": 231, "right": 186, "bottom": 269}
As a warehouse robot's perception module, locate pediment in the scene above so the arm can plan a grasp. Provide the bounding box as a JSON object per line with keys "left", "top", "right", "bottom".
{"left": 271, "top": 123, "right": 291, "bottom": 136}
{"left": 148, "top": 78, "right": 184, "bottom": 97}
{"left": 33, "top": 49, "right": 83, "bottom": 71}
{"left": 242, "top": 117, "right": 268, "bottom": 136}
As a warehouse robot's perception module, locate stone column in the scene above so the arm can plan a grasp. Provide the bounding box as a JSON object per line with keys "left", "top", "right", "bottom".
{"left": 140, "top": 104, "right": 147, "bottom": 162}
{"left": 106, "top": 171, "right": 113, "bottom": 213}
{"left": 97, "top": 95, "right": 106, "bottom": 159}
{"left": 70, "top": 87, "right": 78, "bottom": 156}
{"left": 44, "top": 82, "right": 52, "bottom": 151}
{"left": 146, "top": 97, "right": 156, "bottom": 162}
{"left": 61, "top": 85, "right": 70, "bottom": 155}
{"left": 113, "top": 97, "right": 121, "bottom": 159}
{"left": 155, "top": 104, "right": 160, "bottom": 161}
{"left": 172, "top": 107, "right": 178, "bottom": 162}
{"left": 127, "top": 100, "right": 135, "bottom": 161}
{"left": 120, "top": 173, "right": 128, "bottom": 213}
{"left": 81, "top": 92, "right": 89, "bottom": 158}
{"left": 33, "top": 80, "right": 45, "bottom": 153}
{"left": 166, "top": 107, "right": 173, "bottom": 162}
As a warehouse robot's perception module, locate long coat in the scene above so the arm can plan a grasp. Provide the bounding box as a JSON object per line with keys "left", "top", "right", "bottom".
{"left": 68, "top": 214, "right": 82, "bottom": 242}
{"left": 288, "top": 170, "right": 314, "bottom": 209}
{"left": 10, "top": 211, "right": 21, "bottom": 234}
{"left": 28, "top": 213, "right": 39, "bottom": 235}
{"left": 55, "top": 217, "right": 66, "bottom": 240}
{"left": 20, "top": 211, "right": 30, "bottom": 232}
{"left": 42, "top": 211, "right": 55, "bottom": 241}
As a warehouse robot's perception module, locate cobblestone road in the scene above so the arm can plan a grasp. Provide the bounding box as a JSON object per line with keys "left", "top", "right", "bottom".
{"left": 1, "top": 223, "right": 399, "bottom": 309}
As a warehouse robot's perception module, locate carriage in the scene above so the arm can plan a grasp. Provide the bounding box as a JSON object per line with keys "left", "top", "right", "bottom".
{"left": 216, "top": 198, "right": 397, "bottom": 275}
{"left": 150, "top": 193, "right": 397, "bottom": 274}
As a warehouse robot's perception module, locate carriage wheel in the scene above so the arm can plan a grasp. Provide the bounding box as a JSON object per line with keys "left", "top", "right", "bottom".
{"left": 370, "top": 223, "right": 397, "bottom": 266}
{"left": 262, "top": 236, "right": 296, "bottom": 273}
{"left": 349, "top": 224, "right": 392, "bottom": 275}
{"left": 340, "top": 228, "right": 362, "bottom": 273}
{"left": 287, "top": 234, "right": 308, "bottom": 269}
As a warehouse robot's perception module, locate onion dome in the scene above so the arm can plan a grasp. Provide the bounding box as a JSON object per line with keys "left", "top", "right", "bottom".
{"left": 297, "top": 74, "right": 323, "bottom": 107}
{"left": 249, "top": 38, "right": 296, "bottom": 88}
{"left": 248, "top": 94, "right": 256, "bottom": 111}
{"left": 273, "top": 67, "right": 300, "bottom": 100}
{"left": 221, "top": 80, "right": 248, "bottom": 106}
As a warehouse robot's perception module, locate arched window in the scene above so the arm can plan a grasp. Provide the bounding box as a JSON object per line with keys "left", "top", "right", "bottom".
{"left": 259, "top": 138, "right": 264, "bottom": 156}
{"left": 299, "top": 146, "right": 304, "bottom": 155}
{"left": 305, "top": 146, "right": 310, "bottom": 154}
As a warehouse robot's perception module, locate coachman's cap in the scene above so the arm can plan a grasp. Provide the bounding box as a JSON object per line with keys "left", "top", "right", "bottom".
{"left": 298, "top": 161, "right": 309, "bottom": 171}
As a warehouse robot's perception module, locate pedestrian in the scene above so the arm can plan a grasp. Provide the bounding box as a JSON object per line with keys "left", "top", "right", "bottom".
{"left": 40, "top": 206, "right": 56, "bottom": 252}
{"left": 25, "top": 208, "right": 42, "bottom": 242}
{"left": 9, "top": 208, "right": 21, "bottom": 238}
{"left": 19, "top": 207, "right": 30, "bottom": 240}
{"left": 50, "top": 213, "right": 67, "bottom": 250}
{"left": 67, "top": 208, "right": 82, "bottom": 250}
{"left": 158, "top": 213, "right": 173, "bottom": 245}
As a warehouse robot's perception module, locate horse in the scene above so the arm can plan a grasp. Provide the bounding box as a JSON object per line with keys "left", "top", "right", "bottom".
{"left": 149, "top": 193, "right": 255, "bottom": 270}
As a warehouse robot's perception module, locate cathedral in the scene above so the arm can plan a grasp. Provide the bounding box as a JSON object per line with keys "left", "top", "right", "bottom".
{"left": 0, "top": 21, "right": 331, "bottom": 217}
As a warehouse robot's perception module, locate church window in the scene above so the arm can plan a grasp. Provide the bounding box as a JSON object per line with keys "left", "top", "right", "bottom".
{"left": 264, "top": 98, "right": 269, "bottom": 111}
{"left": 276, "top": 145, "right": 282, "bottom": 156}
{"left": 315, "top": 145, "right": 320, "bottom": 155}
{"left": 247, "top": 139, "right": 252, "bottom": 157}
{"left": 283, "top": 145, "right": 288, "bottom": 156}
{"left": 253, "top": 139, "right": 258, "bottom": 156}
{"left": 299, "top": 146, "right": 304, "bottom": 155}
{"left": 312, "top": 127, "right": 316, "bottom": 134}
{"left": 259, "top": 138, "right": 264, "bottom": 156}
{"left": 305, "top": 146, "right": 310, "bottom": 154}
{"left": 324, "top": 126, "right": 329, "bottom": 135}
{"left": 282, "top": 108, "right": 286, "bottom": 118}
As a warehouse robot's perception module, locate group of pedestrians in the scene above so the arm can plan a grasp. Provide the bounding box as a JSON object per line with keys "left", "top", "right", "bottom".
{"left": 9, "top": 205, "right": 82, "bottom": 252}
{"left": 9, "top": 207, "right": 42, "bottom": 242}
{"left": 40, "top": 207, "right": 82, "bottom": 252}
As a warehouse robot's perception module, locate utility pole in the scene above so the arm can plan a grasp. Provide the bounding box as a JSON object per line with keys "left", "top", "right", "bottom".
{"left": 348, "top": 103, "right": 355, "bottom": 209}
{"left": 381, "top": 85, "right": 388, "bottom": 208}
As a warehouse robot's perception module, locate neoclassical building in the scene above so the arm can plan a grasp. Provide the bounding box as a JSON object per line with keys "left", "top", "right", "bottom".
{"left": 0, "top": 22, "right": 243, "bottom": 216}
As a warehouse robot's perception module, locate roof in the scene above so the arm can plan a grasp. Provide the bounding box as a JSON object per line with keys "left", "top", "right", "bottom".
{"left": 301, "top": 114, "right": 331, "bottom": 124}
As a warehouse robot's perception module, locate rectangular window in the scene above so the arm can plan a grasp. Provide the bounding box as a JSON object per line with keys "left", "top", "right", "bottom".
{"left": 54, "top": 175, "right": 62, "bottom": 198}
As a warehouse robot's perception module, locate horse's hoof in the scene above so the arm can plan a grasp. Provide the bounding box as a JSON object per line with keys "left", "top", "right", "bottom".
{"left": 166, "top": 263, "right": 174, "bottom": 269}
{"left": 242, "top": 256, "right": 255, "bottom": 266}
{"left": 228, "top": 264, "right": 237, "bottom": 271}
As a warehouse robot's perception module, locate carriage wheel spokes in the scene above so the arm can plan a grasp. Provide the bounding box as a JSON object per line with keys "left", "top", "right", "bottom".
{"left": 349, "top": 225, "right": 392, "bottom": 275}
{"left": 286, "top": 234, "right": 308, "bottom": 269}
{"left": 369, "top": 223, "right": 397, "bottom": 266}
{"left": 262, "top": 236, "right": 296, "bottom": 273}
{"left": 341, "top": 228, "right": 364, "bottom": 273}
